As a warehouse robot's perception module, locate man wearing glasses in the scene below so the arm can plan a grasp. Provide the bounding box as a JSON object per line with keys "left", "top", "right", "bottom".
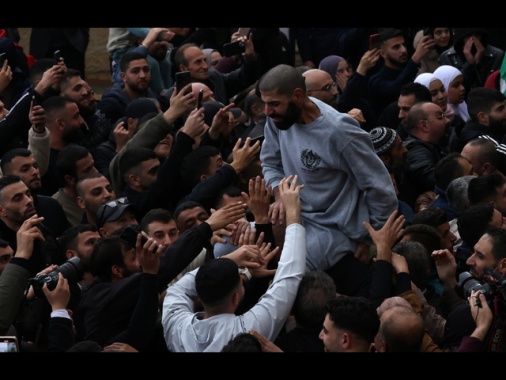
{"left": 302, "top": 69, "right": 366, "bottom": 125}
{"left": 400, "top": 101, "right": 451, "bottom": 209}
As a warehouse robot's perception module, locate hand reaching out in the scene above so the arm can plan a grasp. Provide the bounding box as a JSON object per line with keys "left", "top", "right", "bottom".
{"left": 277, "top": 175, "right": 304, "bottom": 226}
{"left": 242, "top": 176, "right": 271, "bottom": 224}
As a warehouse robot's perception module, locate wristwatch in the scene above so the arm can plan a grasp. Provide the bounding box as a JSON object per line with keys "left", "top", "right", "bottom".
{"left": 238, "top": 266, "right": 252, "bottom": 281}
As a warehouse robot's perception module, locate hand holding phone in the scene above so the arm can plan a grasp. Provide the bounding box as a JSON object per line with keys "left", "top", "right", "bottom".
{"left": 54, "top": 50, "right": 63, "bottom": 64}
{"left": 197, "top": 88, "right": 204, "bottom": 109}
{"left": 369, "top": 34, "right": 381, "bottom": 50}
{"left": 0, "top": 53, "right": 7, "bottom": 68}
{"left": 175, "top": 71, "right": 192, "bottom": 95}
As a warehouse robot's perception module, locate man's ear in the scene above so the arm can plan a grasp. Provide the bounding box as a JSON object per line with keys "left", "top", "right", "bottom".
{"left": 66, "top": 250, "right": 77, "bottom": 261}
{"left": 127, "top": 173, "right": 140, "bottom": 187}
{"left": 497, "top": 258, "right": 506, "bottom": 276}
{"left": 76, "top": 195, "right": 86, "bottom": 210}
{"left": 99, "top": 227, "right": 109, "bottom": 238}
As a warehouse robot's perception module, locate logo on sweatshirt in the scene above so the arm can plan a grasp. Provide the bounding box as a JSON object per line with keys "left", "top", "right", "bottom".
{"left": 301, "top": 149, "right": 321, "bottom": 172}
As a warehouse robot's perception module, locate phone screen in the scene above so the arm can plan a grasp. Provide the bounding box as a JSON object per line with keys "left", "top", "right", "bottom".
{"left": 0, "top": 337, "right": 19, "bottom": 352}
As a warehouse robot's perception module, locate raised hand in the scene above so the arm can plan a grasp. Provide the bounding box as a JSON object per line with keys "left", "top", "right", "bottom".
{"left": 206, "top": 201, "right": 247, "bottom": 232}
{"left": 230, "top": 137, "right": 261, "bottom": 174}
{"left": 242, "top": 175, "right": 271, "bottom": 224}
{"left": 277, "top": 175, "right": 304, "bottom": 226}
{"left": 15, "top": 214, "right": 45, "bottom": 259}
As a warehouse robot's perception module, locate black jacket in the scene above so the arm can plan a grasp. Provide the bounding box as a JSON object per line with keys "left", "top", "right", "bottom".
{"left": 439, "top": 28, "right": 504, "bottom": 90}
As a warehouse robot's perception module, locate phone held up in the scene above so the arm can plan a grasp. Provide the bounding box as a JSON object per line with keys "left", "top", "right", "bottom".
{"left": 0, "top": 53, "right": 7, "bottom": 67}
{"left": 175, "top": 71, "right": 192, "bottom": 95}
{"left": 54, "top": 50, "right": 63, "bottom": 64}
{"left": 223, "top": 40, "right": 246, "bottom": 57}
{"left": 369, "top": 34, "right": 381, "bottom": 50}
{"left": 197, "top": 88, "right": 204, "bottom": 109}
{"left": 0, "top": 336, "right": 19, "bottom": 352}
{"left": 120, "top": 226, "right": 148, "bottom": 249}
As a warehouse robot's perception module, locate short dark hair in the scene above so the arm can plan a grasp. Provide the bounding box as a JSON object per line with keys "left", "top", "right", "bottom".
{"left": 412, "top": 207, "right": 448, "bottom": 227}
{"left": 89, "top": 235, "right": 130, "bottom": 280}
{"left": 214, "top": 185, "right": 243, "bottom": 210}
{"left": 392, "top": 241, "right": 431, "bottom": 290}
{"left": 195, "top": 257, "right": 240, "bottom": 307}
{"left": 457, "top": 203, "right": 495, "bottom": 248}
{"left": 76, "top": 172, "right": 107, "bottom": 198}
{"left": 293, "top": 270, "right": 336, "bottom": 329}
{"left": 140, "top": 208, "right": 174, "bottom": 233}
{"left": 1, "top": 148, "right": 32, "bottom": 174}
{"left": 180, "top": 145, "right": 221, "bottom": 190}
{"left": 0, "top": 175, "right": 23, "bottom": 201}
{"left": 434, "top": 153, "right": 468, "bottom": 191}
{"left": 173, "top": 200, "right": 206, "bottom": 223}
{"left": 378, "top": 28, "right": 404, "bottom": 44}
{"left": 221, "top": 333, "right": 262, "bottom": 352}
{"left": 484, "top": 228, "right": 506, "bottom": 262}
{"left": 325, "top": 296, "right": 379, "bottom": 344}
{"left": 56, "top": 145, "right": 90, "bottom": 180}
{"left": 399, "top": 82, "right": 432, "bottom": 102}
{"left": 402, "top": 224, "right": 441, "bottom": 254}
{"left": 56, "top": 224, "right": 98, "bottom": 266}
{"left": 118, "top": 147, "right": 158, "bottom": 182}
{"left": 120, "top": 51, "right": 147, "bottom": 73}
{"left": 468, "top": 173, "right": 506, "bottom": 206}
{"left": 467, "top": 87, "right": 506, "bottom": 122}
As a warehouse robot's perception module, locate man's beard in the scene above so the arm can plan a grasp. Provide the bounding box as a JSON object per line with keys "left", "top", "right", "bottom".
{"left": 271, "top": 101, "right": 301, "bottom": 131}
{"left": 488, "top": 116, "right": 506, "bottom": 138}
{"left": 62, "top": 128, "right": 84, "bottom": 144}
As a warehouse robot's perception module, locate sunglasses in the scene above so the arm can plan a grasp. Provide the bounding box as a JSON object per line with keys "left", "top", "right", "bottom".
{"left": 97, "top": 197, "right": 129, "bottom": 226}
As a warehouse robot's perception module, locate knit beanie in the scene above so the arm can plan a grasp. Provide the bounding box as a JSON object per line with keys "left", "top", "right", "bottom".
{"left": 369, "top": 127, "right": 397, "bottom": 155}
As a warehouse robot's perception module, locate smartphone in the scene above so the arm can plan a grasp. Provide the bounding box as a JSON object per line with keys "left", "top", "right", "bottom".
{"left": 197, "top": 88, "right": 204, "bottom": 109}
{"left": 54, "top": 50, "right": 63, "bottom": 64}
{"left": 423, "top": 28, "right": 434, "bottom": 38}
{"left": 120, "top": 226, "right": 148, "bottom": 248}
{"left": 237, "top": 28, "right": 251, "bottom": 37}
{"left": 0, "top": 336, "right": 19, "bottom": 352}
{"left": 369, "top": 34, "right": 381, "bottom": 50}
{"left": 223, "top": 41, "right": 245, "bottom": 57}
{"left": 0, "top": 53, "right": 6, "bottom": 67}
{"left": 175, "top": 71, "right": 192, "bottom": 95}
{"left": 31, "top": 94, "right": 37, "bottom": 107}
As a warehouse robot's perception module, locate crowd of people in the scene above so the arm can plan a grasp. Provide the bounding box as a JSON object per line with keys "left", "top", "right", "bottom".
{"left": 1, "top": 26, "right": 506, "bottom": 353}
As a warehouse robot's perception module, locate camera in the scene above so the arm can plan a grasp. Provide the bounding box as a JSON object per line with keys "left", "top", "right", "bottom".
{"left": 29, "top": 257, "right": 84, "bottom": 297}
{"left": 456, "top": 267, "right": 506, "bottom": 301}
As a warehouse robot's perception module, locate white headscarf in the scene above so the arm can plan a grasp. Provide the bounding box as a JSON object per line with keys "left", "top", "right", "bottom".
{"left": 414, "top": 72, "right": 438, "bottom": 89}
{"left": 433, "top": 65, "right": 470, "bottom": 122}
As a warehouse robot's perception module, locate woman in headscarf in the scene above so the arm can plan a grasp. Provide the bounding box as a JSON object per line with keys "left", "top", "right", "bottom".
{"left": 433, "top": 65, "right": 470, "bottom": 122}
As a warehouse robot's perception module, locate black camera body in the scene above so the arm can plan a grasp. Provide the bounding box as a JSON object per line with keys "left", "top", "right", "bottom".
{"left": 29, "top": 257, "right": 84, "bottom": 297}
{"left": 456, "top": 267, "right": 506, "bottom": 301}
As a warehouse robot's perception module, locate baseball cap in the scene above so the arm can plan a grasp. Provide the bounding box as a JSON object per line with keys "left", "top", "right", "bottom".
{"left": 96, "top": 197, "right": 136, "bottom": 228}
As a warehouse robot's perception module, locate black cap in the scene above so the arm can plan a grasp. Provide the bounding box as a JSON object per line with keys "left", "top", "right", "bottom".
{"left": 96, "top": 197, "right": 136, "bottom": 228}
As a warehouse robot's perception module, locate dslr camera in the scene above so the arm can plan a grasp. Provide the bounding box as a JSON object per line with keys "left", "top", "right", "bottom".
{"left": 456, "top": 267, "right": 506, "bottom": 301}
{"left": 29, "top": 257, "right": 84, "bottom": 297}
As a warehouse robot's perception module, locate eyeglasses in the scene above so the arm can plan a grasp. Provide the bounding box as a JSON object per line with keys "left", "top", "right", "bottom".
{"left": 97, "top": 197, "right": 129, "bottom": 226}
{"left": 308, "top": 82, "right": 337, "bottom": 93}
{"left": 86, "top": 90, "right": 95, "bottom": 97}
